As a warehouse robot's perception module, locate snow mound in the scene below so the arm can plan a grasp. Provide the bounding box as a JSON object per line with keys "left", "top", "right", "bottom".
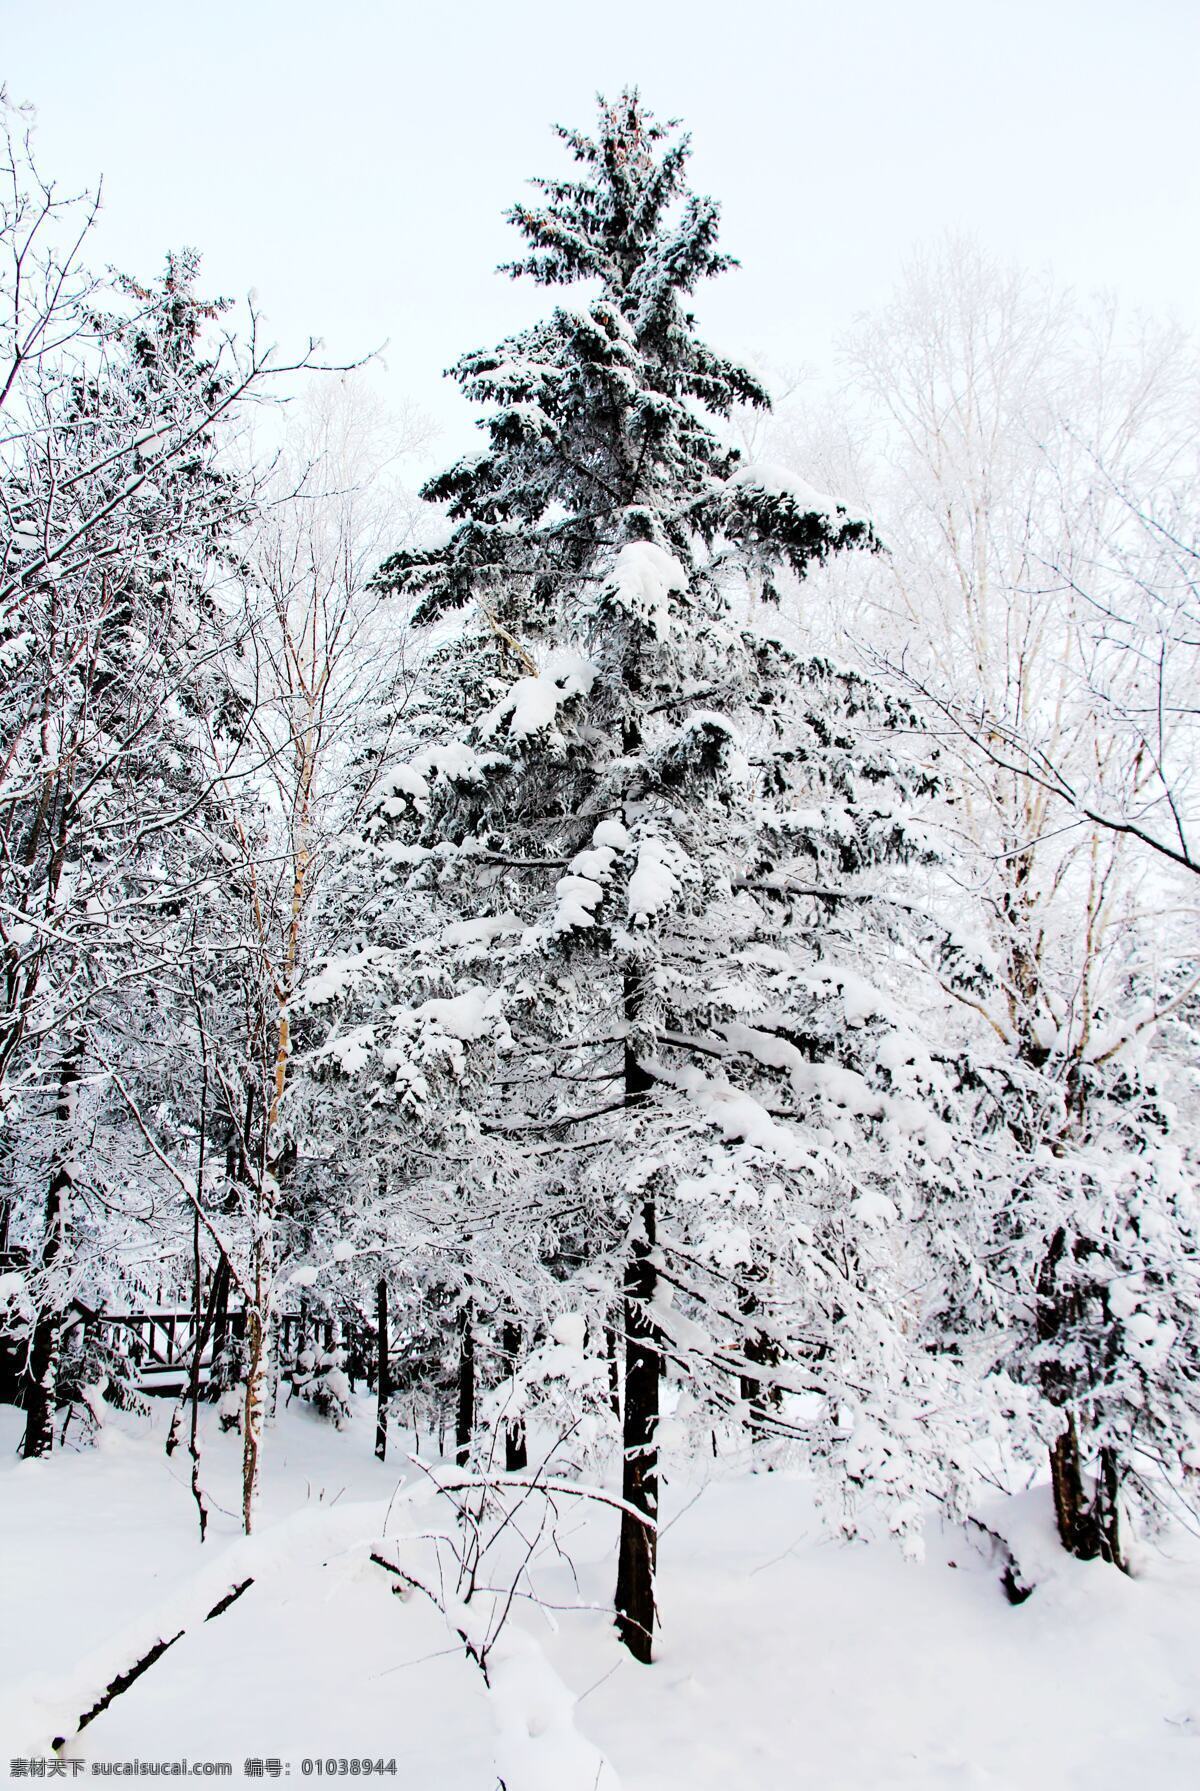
{"left": 490, "top": 1627, "right": 621, "bottom": 1791}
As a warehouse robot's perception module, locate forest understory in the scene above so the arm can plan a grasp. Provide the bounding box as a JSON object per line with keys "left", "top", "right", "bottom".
{"left": 6, "top": 1397, "right": 1200, "bottom": 1791}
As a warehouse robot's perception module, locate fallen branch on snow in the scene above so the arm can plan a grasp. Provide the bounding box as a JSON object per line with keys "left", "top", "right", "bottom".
{"left": 58, "top": 1578, "right": 254, "bottom": 1748}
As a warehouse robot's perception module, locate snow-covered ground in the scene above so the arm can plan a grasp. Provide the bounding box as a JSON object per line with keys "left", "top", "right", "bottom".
{"left": 4, "top": 1399, "right": 1200, "bottom": 1789}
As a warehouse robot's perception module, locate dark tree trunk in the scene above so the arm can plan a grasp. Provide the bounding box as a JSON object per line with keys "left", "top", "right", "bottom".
{"left": 1094, "top": 1444, "right": 1124, "bottom": 1569}
{"left": 740, "top": 1336, "right": 781, "bottom": 1460}
{"left": 501, "top": 1318, "right": 527, "bottom": 1472}
{"left": 1047, "top": 1420, "right": 1123, "bottom": 1566}
{"left": 22, "top": 1043, "right": 79, "bottom": 1458}
{"left": 375, "top": 1277, "right": 389, "bottom": 1463}
{"left": 1039, "top": 1227, "right": 1086, "bottom": 1554}
{"left": 615, "top": 968, "right": 658, "bottom": 1663}
{"left": 455, "top": 1296, "right": 475, "bottom": 1469}
{"left": 605, "top": 1319, "right": 621, "bottom": 1420}
{"left": 616, "top": 1191, "right": 659, "bottom": 1662}
{"left": 1048, "top": 1416, "right": 1092, "bottom": 1555}
{"left": 183, "top": 1027, "right": 211, "bottom": 1539}
{"left": 739, "top": 1272, "right": 781, "bottom": 1461}
{"left": 179, "top": 1248, "right": 223, "bottom": 1540}
{"left": 22, "top": 1298, "right": 60, "bottom": 1458}
{"left": 207, "top": 1252, "right": 231, "bottom": 1394}
{"left": 1038, "top": 1228, "right": 1125, "bottom": 1569}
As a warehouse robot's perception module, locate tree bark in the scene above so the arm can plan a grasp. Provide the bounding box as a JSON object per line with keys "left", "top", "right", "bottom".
{"left": 605, "top": 1320, "right": 621, "bottom": 1420}
{"left": 22, "top": 1042, "right": 80, "bottom": 1458}
{"left": 740, "top": 1334, "right": 782, "bottom": 1461}
{"left": 1094, "top": 1443, "right": 1124, "bottom": 1569}
{"left": 1048, "top": 1415, "right": 1091, "bottom": 1555}
{"left": 455, "top": 1296, "right": 475, "bottom": 1469}
{"left": 208, "top": 1252, "right": 231, "bottom": 1394}
{"left": 615, "top": 967, "right": 658, "bottom": 1663}
{"left": 375, "top": 1277, "right": 389, "bottom": 1463}
{"left": 241, "top": 1287, "right": 267, "bottom": 1534}
{"left": 1038, "top": 1227, "right": 1126, "bottom": 1569}
{"left": 183, "top": 1025, "right": 211, "bottom": 1539}
{"left": 501, "top": 1317, "right": 527, "bottom": 1472}
{"left": 739, "top": 1272, "right": 781, "bottom": 1463}
{"left": 1047, "top": 1420, "right": 1123, "bottom": 1566}
{"left": 53, "top": 1577, "right": 254, "bottom": 1751}
{"left": 21, "top": 1296, "right": 60, "bottom": 1458}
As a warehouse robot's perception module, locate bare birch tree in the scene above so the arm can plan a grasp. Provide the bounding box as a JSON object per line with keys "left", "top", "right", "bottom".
{"left": 827, "top": 237, "right": 1200, "bottom": 1561}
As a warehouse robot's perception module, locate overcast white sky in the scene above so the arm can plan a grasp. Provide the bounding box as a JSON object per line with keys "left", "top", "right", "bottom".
{"left": 6, "top": 0, "right": 1198, "bottom": 461}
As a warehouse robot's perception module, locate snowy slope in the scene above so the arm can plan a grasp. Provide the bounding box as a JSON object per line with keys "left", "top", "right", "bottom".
{"left": 3, "top": 1402, "right": 1200, "bottom": 1789}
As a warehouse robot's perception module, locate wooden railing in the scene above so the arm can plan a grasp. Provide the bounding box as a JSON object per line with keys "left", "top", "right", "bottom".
{"left": 89, "top": 1309, "right": 366, "bottom": 1393}
{"left": 1, "top": 1291, "right": 448, "bottom": 1408}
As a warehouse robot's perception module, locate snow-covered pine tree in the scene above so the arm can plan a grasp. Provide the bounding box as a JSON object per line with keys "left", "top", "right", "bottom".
{"left": 295, "top": 623, "right": 571, "bottom": 1474}
{"left": 1, "top": 253, "right": 258, "bottom": 1456}
{"left": 333, "top": 90, "right": 1010, "bottom": 1661}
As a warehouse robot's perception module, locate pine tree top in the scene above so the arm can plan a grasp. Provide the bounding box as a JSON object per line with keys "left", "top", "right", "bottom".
{"left": 502, "top": 90, "right": 737, "bottom": 311}
{"left": 375, "top": 90, "right": 876, "bottom": 637}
